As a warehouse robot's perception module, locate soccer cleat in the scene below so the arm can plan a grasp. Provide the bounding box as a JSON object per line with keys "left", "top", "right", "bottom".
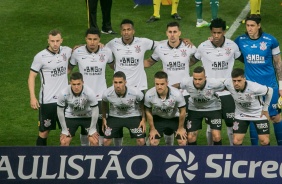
{"left": 240, "top": 19, "right": 246, "bottom": 24}
{"left": 171, "top": 13, "right": 181, "bottom": 20}
{"left": 146, "top": 16, "right": 160, "bottom": 23}
{"left": 101, "top": 30, "right": 117, "bottom": 34}
{"left": 277, "top": 96, "right": 282, "bottom": 109}
{"left": 196, "top": 20, "right": 210, "bottom": 28}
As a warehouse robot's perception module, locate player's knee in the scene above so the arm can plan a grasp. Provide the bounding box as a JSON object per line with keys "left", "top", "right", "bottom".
{"left": 136, "top": 138, "right": 145, "bottom": 146}
{"left": 177, "top": 139, "right": 187, "bottom": 146}
{"left": 104, "top": 138, "right": 112, "bottom": 146}
{"left": 187, "top": 132, "right": 197, "bottom": 142}
{"left": 233, "top": 137, "right": 243, "bottom": 145}
{"left": 212, "top": 135, "right": 221, "bottom": 142}
{"left": 60, "top": 140, "right": 69, "bottom": 146}
{"left": 271, "top": 114, "right": 281, "bottom": 123}
{"left": 259, "top": 137, "right": 270, "bottom": 146}
{"left": 39, "top": 130, "right": 50, "bottom": 138}
{"left": 150, "top": 139, "right": 159, "bottom": 146}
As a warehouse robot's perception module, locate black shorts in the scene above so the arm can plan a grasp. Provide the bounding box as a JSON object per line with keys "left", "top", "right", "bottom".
{"left": 187, "top": 110, "right": 222, "bottom": 132}
{"left": 38, "top": 103, "right": 61, "bottom": 132}
{"left": 152, "top": 115, "right": 182, "bottom": 139}
{"left": 66, "top": 118, "right": 91, "bottom": 137}
{"left": 219, "top": 95, "right": 235, "bottom": 127}
{"left": 104, "top": 116, "right": 145, "bottom": 139}
{"left": 233, "top": 119, "right": 270, "bottom": 135}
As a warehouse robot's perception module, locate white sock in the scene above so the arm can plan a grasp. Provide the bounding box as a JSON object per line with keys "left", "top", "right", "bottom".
{"left": 80, "top": 134, "right": 89, "bottom": 146}
{"left": 206, "top": 125, "right": 213, "bottom": 145}
{"left": 113, "top": 138, "right": 123, "bottom": 146}
{"left": 99, "top": 136, "right": 104, "bottom": 146}
{"left": 164, "top": 134, "right": 174, "bottom": 146}
{"left": 145, "top": 137, "right": 150, "bottom": 146}
{"left": 227, "top": 127, "right": 233, "bottom": 146}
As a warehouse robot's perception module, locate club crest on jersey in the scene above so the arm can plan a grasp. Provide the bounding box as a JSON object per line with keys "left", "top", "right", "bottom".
{"left": 225, "top": 48, "right": 231, "bottom": 56}
{"left": 62, "top": 53, "right": 67, "bottom": 61}
{"left": 186, "top": 120, "right": 192, "bottom": 129}
{"left": 99, "top": 54, "right": 105, "bottom": 62}
{"left": 127, "top": 98, "right": 135, "bottom": 105}
{"left": 44, "top": 119, "right": 51, "bottom": 127}
{"left": 245, "top": 93, "right": 252, "bottom": 101}
{"left": 180, "top": 49, "right": 187, "bottom": 57}
{"left": 104, "top": 127, "right": 112, "bottom": 136}
{"left": 135, "top": 45, "right": 141, "bottom": 53}
{"left": 205, "top": 89, "right": 212, "bottom": 97}
{"left": 260, "top": 41, "right": 267, "bottom": 51}
{"left": 233, "top": 121, "right": 239, "bottom": 130}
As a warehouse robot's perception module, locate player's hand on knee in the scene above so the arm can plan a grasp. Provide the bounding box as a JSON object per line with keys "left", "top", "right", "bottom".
{"left": 88, "top": 132, "right": 99, "bottom": 146}
{"left": 60, "top": 134, "right": 70, "bottom": 146}
{"left": 149, "top": 129, "right": 160, "bottom": 140}
{"left": 176, "top": 128, "right": 187, "bottom": 140}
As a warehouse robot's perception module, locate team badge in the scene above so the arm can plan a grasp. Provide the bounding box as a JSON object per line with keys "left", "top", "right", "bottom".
{"left": 205, "top": 89, "right": 212, "bottom": 97}
{"left": 44, "top": 119, "right": 51, "bottom": 127}
{"left": 225, "top": 48, "right": 231, "bottom": 56}
{"left": 62, "top": 53, "right": 67, "bottom": 61}
{"left": 245, "top": 93, "right": 252, "bottom": 101}
{"left": 135, "top": 45, "right": 141, "bottom": 53}
{"left": 260, "top": 41, "right": 267, "bottom": 51}
{"left": 104, "top": 127, "right": 112, "bottom": 136}
{"left": 186, "top": 120, "right": 192, "bottom": 129}
{"left": 180, "top": 49, "right": 187, "bottom": 57}
{"left": 233, "top": 121, "right": 239, "bottom": 130}
{"left": 127, "top": 98, "right": 135, "bottom": 105}
{"left": 99, "top": 54, "right": 105, "bottom": 62}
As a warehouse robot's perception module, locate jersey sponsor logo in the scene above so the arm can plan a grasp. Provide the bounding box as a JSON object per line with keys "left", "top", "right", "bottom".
{"left": 115, "top": 105, "right": 134, "bottom": 111}
{"left": 51, "top": 66, "right": 67, "bottom": 77}
{"left": 44, "top": 119, "right": 51, "bottom": 127}
{"left": 233, "top": 121, "right": 239, "bottom": 130}
{"left": 193, "top": 97, "right": 210, "bottom": 103}
{"left": 245, "top": 93, "right": 253, "bottom": 101}
{"left": 130, "top": 128, "right": 143, "bottom": 134}
{"left": 166, "top": 61, "right": 185, "bottom": 71}
{"left": 84, "top": 66, "right": 102, "bottom": 75}
{"left": 210, "top": 119, "right": 221, "bottom": 125}
{"left": 211, "top": 61, "right": 228, "bottom": 70}
{"left": 154, "top": 107, "right": 174, "bottom": 113}
{"left": 239, "top": 113, "right": 257, "bottom": 118}
{"left": 246, "top": 54, "right": 265, "bottom": 64}
{"left": 135, "top": 45, "right": 141, "bottom": 53}
{"left": 226, "top": 113, "right": 235, "bottom": 119}
{"left": 72, "top": 98, "right": 88, "bottom": 111}
{"left": 256, "top": 123, "right": 269, "bottom": 129}
{"left": 250, "top": 44, "right": 257, "bottom": 48}
{"left": 260, "top": 42, "right": 267, "bottom": 51}
{"left": 104, "top": 127, "right": 112, "bottom": 136}
{"left": 119, "top": 57, "right": 139, "bottom": 66}
{"left": 238, "top": 102, "right": 251, "bottom": 108}
{"left": 164, "top": 53, "right": 169, "bottom": 55}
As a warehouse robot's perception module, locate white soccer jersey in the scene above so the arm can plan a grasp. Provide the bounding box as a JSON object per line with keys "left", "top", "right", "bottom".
{"left": 144, "top": 86, "right": 186, "bottom": 118}
{"left": 106, "top": 37, "right": 156, "bottom": 90}
{"left": 224, "top": 78, "right": 269, "bottom": 120}
{"left": 70, "top": 46, "right": 113, "bottom": 100}
{"left": 57, "top": 85, "right": 98, "bottom": 118}
{"left": 195, "top": 38, "right": 240, "bottom": 96}
{"left": 30, "top": 46, "right": 72, "bottom": 104}
{"left": 151, "top": 41, "right": 197, "bottom": 96}
{"left": 102, "top": 86, "right": 144, "bottom": 118}
{"left": 180, "top": 77, "right": 224, "bottom": 111}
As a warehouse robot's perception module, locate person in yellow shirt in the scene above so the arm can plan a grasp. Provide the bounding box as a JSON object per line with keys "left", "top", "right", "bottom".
{"left": 241, "top": 0, "right": 261, "bottom": 23}
{"left": 147, "top": 0, "right": 181, "bottom": 23}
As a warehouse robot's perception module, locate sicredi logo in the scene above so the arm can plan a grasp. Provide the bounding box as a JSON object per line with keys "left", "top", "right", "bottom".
{"left": 165, "top": 149, "right": 198, "bottom": 183}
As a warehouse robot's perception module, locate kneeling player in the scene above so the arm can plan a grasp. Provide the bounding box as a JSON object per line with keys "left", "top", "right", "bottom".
{"left": 57, "top": 72, "right": 99, "bottom": 146}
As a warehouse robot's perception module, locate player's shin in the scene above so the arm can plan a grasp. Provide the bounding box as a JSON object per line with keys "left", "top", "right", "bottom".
{"left": 164, "top": 134, "right": 174, "bottom": 146}
{"left": 227, "top": 126, "right": 234, "bottom": 146}
{"left": 80, "top": 134, "right": 89, "bottom": 146}
{"left": 273, "top": 121, "right": 282, "bottom": 145}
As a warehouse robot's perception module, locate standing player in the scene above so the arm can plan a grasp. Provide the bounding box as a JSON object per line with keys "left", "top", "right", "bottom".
{"left": 102, "top": 71, "right": 146, "bottom": 146}
{"left": 177, "top": 66, "right": 225, "bottom": 145}
{"left": 223, "top": 68, "right": 273, "bottom": 146}
{"left": 69, "top": 27, "right": 114, "bottom": 146}
{"left": 235, "top": 14, "right": 282, "bottom": 145}
{"left": 191, "top": 18, "right": 241, "bottom": 145}
{"left": 28, "top": 30, "right": 72, "bottom": 146}
{"left": 145, "top": 71, "right": 187, "bottom": 146}
{"left": 144, "top": 21, "right": 196, "bottom": 144}
{"left": 57, "top": 72, "right": 99, "bottom": 146}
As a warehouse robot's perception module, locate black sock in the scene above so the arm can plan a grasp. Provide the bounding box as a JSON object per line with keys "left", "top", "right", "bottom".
{"left": 36, "top": 136, "right": 47, "bottom": 146}
{"left": 188, "top": 141, "right": 197, "bottom": 145}
{"left": 213, "top": 139, "right": 222, "bottom": 145}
